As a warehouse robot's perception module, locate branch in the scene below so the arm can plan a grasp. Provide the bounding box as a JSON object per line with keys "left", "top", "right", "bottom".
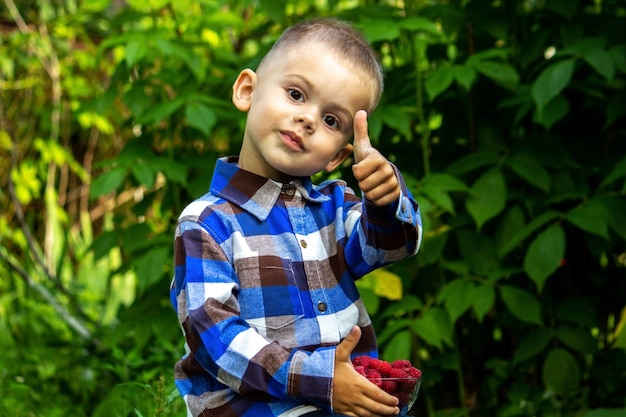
{"left": 0, "top": 248, "right": 92, "bottom": 340}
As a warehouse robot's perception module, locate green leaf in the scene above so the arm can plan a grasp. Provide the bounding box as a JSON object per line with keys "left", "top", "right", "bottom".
{"left": 454, "top": 65, "right": 477, "bottom": 91}
{"left": 381, "top": 330, "right": 413, "bottom": 363}
{"left": 495, "top": 206, "right": 526, "bottom": 258}
{"left": 500, "top": 285, "right": 542, "bottom": 325}
{"left": 425, "top": 64, "right": 456, "bottom": 101}
{"left": 185, "top": 103, "right": 217, "bottom": 135}
{"left": 438, "top": 278, "right": 477, "bottom": 322}
{"left": 513, "top": 328, "right": 551, "bottom": 363}
{"left": 466, "top": 168, "right": 507, "bottom": 230}
{"left": 398, "top": 16, "right": 441, "bottom": 36}
{"left": 457, "top": 230, "right": 499, "bottom": 276}
{"left": 412, "top": 307, "right": 453, "bottom": 349}
{"left": 125, "top": 38, "right": 149, "bottom": 67}
{"left": 418, "top": 232, "right": 448, "bottom": 267}
{"left": 566, "top": 199, "right": 610, "bottom": 239}
{"left": 600, "top": 154, "right": 626, "bottom": 187}
{"left": 505, "top": 153, "right": 551, "bottom": 192}
{"left": 583, "top": 409, "right": 626, "bottom": 417}
{"left": 360, "top": 19, "right": 401, "bottom": 42}
{"left": 471, "top": 60, "right": 520, "bottom": 89}
{"left": 422, "top": 173, "right": 469, "bottom": 192}
{"left": 499, "top": 211, "right": 562, "bottom": 257}
{"left": 523, "top": 224, "right": 565, "bottom": 290}
{"left": 380, "top": 106, "right": 412, "bottom": 138}
{"left": 554, "top": 325, "right": 597, "bottom": 354}
{"left": 90, "top": 166, "right": 127, "bottom": 199}
{"left": 131, "top": 162, "right": 154, "bottom": 189}
{"left": 531, "top": 58, "right": 575, "bottom": 119}
{"left": 582, "top": 48, "right": 615, "bottom": 81}
{"left": 446, "top": 150, "right": 500, "bottom": 175}
{"left": 138, "top": 97, "right": 185, "bottom": 125}
{"left": 534, "top": 94, "right": 569, "bottom": 130}
{"left": 542, "top": 348, "right": 581, "bottom": 395}
{"left": 133, "top": 246, "right": 170, "bottom": 294}
{"left": 472, "top": 284, "right": 495, "bottom": 322}
{"left": 422, "top": 185, "right": 455, "bottom": 214}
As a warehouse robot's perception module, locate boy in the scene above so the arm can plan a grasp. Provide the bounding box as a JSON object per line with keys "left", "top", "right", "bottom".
{"left": 171, "top": 18, "right": 422, "bottom": 417}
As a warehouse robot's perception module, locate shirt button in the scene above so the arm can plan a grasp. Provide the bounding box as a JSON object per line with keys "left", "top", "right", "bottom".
{"left": 317, "top": 301, "right": 327, "bottom": 312}
{"left": 285, "top": 188, "right": 295, "bottom": 196}
{"left": 300, "top": 239, "right": 307, "bottom": 248}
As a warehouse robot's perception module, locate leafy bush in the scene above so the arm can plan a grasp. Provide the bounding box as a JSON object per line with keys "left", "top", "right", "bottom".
{"left": 1, "top": 0, "right": 625, "bottom": 416}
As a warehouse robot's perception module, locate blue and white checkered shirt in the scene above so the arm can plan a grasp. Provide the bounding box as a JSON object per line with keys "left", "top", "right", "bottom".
{"left": 170, "top": 156, "right": 421, "bottom": 417}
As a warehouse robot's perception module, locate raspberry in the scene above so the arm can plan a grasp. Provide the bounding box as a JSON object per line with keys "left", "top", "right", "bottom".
{"left": 352, "top": 355, "right": 372, "bottom": 368}
{"left": 365, "top": 369, "right": 382, "bottom": 386}
{"left": 354, "top": 365, "right": 366, "bottom": 376}
{"left": 391, "top": 359, "right": 412, "bottom": 369}
{"left": 388, "top": 368, "right": 409, "bottom": 378}
{"left": 368, "top": 358, "right": 385, "bottom": 370}
{"left": 381, "top": 379, "right": 397, "bottom": 394}
{"left": 376, "top": 361, "right": 394, "bottom": 377}
{"left": 407, "top": 366, "right": 422, "bottom": 378}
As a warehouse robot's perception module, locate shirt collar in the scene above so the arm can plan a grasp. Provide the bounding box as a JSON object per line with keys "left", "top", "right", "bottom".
{"left": 210, "top": 156, "right": 330, "bottom": 221}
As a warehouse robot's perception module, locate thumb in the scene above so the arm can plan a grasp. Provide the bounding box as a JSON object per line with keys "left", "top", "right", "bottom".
{"left": 336, "top": 326, "right": 362, "bottom": 362}
{"left": 352, "top": 110, "right": 372, "bottom": 164}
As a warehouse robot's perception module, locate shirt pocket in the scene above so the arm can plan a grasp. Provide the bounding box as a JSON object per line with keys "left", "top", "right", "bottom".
{"left": 235, "top": 256, "right": 305, "bottom": 330}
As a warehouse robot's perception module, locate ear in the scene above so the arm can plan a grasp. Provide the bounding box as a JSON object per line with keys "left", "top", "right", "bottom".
{"left": 324, "top": 143, "right": 353, "bottom": 173}
{"left": 232, "top": 69, "right": 257, "bottom": 112}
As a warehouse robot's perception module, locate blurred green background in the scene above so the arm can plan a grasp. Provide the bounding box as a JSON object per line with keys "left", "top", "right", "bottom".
{"left": 1, "top": 0, "right": 625, "bottom": 416}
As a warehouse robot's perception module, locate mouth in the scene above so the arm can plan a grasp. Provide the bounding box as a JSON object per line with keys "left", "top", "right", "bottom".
{"left": 279, "top": 130, "right": 305, "bottom": 151}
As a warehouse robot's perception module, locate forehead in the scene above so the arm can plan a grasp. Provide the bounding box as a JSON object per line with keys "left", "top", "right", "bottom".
{"left": 262, "top": 42, "right": 378, "bottom": 111}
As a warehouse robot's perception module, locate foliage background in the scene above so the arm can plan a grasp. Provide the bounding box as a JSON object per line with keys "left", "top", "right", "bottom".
{"left": 1, "top": 0, "right": 625, "bottom": 416}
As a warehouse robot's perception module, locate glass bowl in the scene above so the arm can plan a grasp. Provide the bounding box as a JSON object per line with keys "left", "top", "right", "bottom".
{"left": 378, "top": 377, "right": 421, "bottom": 415}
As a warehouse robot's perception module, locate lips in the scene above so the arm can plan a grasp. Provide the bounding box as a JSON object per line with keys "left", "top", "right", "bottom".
{"left": 279, "top": 130, "right": 305, "bottom": 151}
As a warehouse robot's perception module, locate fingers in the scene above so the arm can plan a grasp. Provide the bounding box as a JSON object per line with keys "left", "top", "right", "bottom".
{"left": 336, "top": 326, "right": 361, "bottom": 363}
{"left": 352, "top": 110, "right": 372, "bottom": 164}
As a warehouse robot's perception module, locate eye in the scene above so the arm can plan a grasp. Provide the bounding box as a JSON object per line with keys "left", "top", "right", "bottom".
{"left": 323, "top": 114, "right": 341, "bottom": 129}
{"left": 288, "top": 88, "right": 304, "bottom": 102}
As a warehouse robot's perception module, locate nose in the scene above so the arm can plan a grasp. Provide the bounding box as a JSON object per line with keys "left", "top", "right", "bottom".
{"left": 295, "top": 111, "right": 316, "bottom": 131}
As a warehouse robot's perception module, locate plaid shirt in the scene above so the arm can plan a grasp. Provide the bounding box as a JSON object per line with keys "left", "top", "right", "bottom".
{"left": 170, "top": 156, "right": 421, "bottom": 417}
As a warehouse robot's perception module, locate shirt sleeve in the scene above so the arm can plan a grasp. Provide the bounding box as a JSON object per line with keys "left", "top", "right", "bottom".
{"left": 344, "top": 163, "right": 422, "bottom": 277}
{"left": 171, "top": 217, "right": 336, "bottom": 411}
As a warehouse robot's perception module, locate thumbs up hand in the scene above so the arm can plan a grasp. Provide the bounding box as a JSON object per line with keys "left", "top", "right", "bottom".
{"left": 352, "top": 110, "right": 401, "bottom": 206}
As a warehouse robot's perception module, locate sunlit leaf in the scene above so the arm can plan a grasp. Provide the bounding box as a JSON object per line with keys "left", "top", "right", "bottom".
{"left": 186, "top": 103, "right": 217, "bottom": 135}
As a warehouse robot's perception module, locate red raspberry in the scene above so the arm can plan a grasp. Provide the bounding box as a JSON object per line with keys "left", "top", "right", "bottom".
{"left": 366, "top": 368, "right": 382, "bottom": 386}
{"left": 352, "top": 355, "right": 372, "bottom": 368}
{"left": 354, "top": 365, "right": 366, "bottom": 376}
{"left": 381, "top": 379, "right": 397, "bottom": 394}
{"left": 377, "top": 361, "right": 394, "bottom": 377}
{"left": 407, "top": 366, "right": 422, "bottom": 378}
{"left": 391, "top": 359, "right": 412, "bottom": 369}
{"left": 367, "top": 358, "right": 384, "bottom": 370}
{"left": 388, "top": 368, "right": 409, "bottom": 378}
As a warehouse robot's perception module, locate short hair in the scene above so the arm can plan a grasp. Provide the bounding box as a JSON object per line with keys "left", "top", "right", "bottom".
{"left": 257, "top": 18, "right": 384, "bottom": 109}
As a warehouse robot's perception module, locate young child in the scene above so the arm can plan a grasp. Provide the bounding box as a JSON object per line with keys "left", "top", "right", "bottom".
{"left": 170, "top": 18, "right": 422, "bottom": 417}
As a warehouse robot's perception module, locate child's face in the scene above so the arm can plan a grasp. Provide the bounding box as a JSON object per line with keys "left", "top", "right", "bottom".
{"left": 233, "top": 42, "right": 378, "bottom": 181}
